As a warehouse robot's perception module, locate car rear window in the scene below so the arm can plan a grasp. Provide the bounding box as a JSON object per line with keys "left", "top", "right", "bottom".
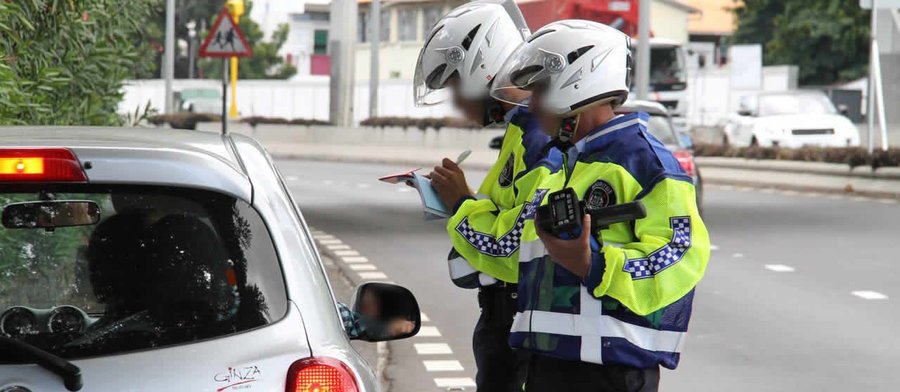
{"left": 645, "top": 115, "right": 679, "bottom": 146}
{"left": 0, "top": 185, "right": 287, "bottom": 361}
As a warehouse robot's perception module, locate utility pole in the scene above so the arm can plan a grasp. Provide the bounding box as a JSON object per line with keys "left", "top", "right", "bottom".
{"left": 634, "top": 0, "right": 651, "bottom": 100}
{"left": 329, "top": 0, "right": 358, "bottom": 126}
{"left": 867, "top": 2, "right": 878, "bottom": 153}
{"left": 164, "top": 0, "right": 175, "bottom": 113}
{"left": 369, "top": 0, "right": 381, "bottom": 119}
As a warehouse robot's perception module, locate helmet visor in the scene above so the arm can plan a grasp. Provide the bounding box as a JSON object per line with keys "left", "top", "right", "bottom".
{"left": 490, "top": 41, "right": 562, "bottom": 107}
{"left": 413, "top": 46, "right": 452, "bottom": 107}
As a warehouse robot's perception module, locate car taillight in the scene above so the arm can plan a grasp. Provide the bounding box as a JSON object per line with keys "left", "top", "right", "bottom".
{"left": 0, "top": 148, "right": 87, "bottom": 182}
{"left": 673, "top": 150, "right": 696, "bottom": 177}
{"left": 286, "top": 357, "right": 359, "bottom": 392}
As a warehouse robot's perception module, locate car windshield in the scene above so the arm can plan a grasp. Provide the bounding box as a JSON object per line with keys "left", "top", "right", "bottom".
{"left": 649, "top": 46, "right": 686, "bottom": 89}
{"left": 758, "top": 93, "right": 837, "bottom": 116}
{"left": 645, "top": 114, "right": 679, "bottom": 146}
{"left": 0, "top": 186, "right": 287, "bottom": 361}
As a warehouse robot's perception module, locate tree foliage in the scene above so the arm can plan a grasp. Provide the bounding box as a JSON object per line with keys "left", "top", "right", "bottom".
{"left": 731, "top": 0, "right": 870, "bottom": 85}
{"left": 0, "top": 0, "right": 158, "bottom": 125}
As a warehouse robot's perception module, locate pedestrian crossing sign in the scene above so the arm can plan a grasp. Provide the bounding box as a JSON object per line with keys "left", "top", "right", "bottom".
{"left": 199, "top": 8, "right": 252, "bottom": 58}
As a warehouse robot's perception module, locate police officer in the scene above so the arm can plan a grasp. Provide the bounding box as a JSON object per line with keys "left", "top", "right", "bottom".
{"left": 413, "top": 2, "right": 561, "bottom": 391}
{"left": 453, "top": 20, "right": 711, "bottom": 391}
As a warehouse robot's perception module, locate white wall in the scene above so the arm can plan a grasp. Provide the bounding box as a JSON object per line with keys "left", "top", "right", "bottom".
{"left": 119, "top": 78, "right": 458, "bottom": 125}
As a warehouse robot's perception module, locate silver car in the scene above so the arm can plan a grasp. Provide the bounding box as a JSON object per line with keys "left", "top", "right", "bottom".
{"left": 0, "top": 127, "right": 420, "bottom": 391}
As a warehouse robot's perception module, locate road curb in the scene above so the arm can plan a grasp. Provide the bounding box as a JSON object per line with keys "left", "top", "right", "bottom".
{"left": 696, "top": 156, "right": 900, "bottom": 180}
{"left": 313, "top": 236, "right": 393, "bottom": 392}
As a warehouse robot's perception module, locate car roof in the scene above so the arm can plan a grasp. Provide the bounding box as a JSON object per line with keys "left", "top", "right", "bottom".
{"left": 617, "top": 100, "right": 669, "bottom": 116}
{"left": 0, "top": 126, "right": 253, "bottom": 201}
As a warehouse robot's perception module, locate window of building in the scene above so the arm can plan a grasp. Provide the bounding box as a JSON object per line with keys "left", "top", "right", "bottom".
{"left": 380, "top": 9, "right": 391, "bottom": 42}
{"left": 423, "top": 6, "right": 442, "bottom": 38}
{"left": 314, "top": 30, "right": 328, "bottom": 54}
{"left": 358, "top": 11, "right": 369, "bottom": 43}
{"left": 397, "top": 8, "right": 418, "bottom": 42}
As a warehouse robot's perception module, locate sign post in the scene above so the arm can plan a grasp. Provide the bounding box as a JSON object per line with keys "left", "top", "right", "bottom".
{"left": 199, "top": 7, "right": 253, "bottom": 134}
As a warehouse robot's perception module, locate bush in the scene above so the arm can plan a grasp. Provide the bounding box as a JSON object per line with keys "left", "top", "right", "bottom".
{"left": 693, "top": 143, "right": 900, "bottom": 170}
{"left": 148, "top": 113, "right": 221, "bottom": 130}
{"left": 360, "top": 116, "right": 481, "bottom": 130}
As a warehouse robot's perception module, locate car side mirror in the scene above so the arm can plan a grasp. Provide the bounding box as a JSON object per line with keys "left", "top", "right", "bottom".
{"left": 489, "top": 135, "right": 503, "bottom": 150}
{"left": 350, "top": 282, "right": 421, "bottom": 342}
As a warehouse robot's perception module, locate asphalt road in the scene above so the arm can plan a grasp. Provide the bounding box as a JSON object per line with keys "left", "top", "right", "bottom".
{"left": 279, "top": 159, "right": 900, "bottom": 392}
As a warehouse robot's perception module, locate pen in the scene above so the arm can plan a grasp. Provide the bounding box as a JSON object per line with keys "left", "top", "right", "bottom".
{"left": 456, "top": 149, "right": 472, "bottom": 166}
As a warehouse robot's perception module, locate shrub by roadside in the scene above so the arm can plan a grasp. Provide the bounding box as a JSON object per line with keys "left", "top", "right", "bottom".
{"left": 148, "top": 113, "right": 221, "bottom": 130}
{"left": 241, "top": 116, "right": 330, "bottom": 127}
{"left": 360, "top": 116, "right": 482, "bottom": 130}
{"left": 693, "top": 143, "right": 900, "bottom": 169}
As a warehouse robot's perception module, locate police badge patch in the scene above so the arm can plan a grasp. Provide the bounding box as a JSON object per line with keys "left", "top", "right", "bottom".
{"left": 585, "top": 180, "right": 616, "bottom": 210}
{"left": 498, "top": 154, "right": 514, "bottom": 188}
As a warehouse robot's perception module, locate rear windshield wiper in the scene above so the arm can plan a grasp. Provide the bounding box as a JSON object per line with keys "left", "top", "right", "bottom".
{"left": 0, "top": 336, "right": 82, "bottom": 391}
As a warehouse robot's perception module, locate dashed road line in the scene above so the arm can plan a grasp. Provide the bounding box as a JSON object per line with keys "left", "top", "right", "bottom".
{"left": 415, "top": 343, "right": 453, "bottom": 355}
{"left": 434, "top": 378, "right": 477, "bottom": 389}
{"left": 851, "top": 290, "right": 889, "bottom": 300}
{"left": 765, "top": 264, "right": 795, "bottom": 272}
{"left": 334, "top": 250, "right": 360, "bottom": 257}
{"left": 710, "top": 244, "right": 720, "bottom": 251}
{"left": 423, "top": 360, "right": 464, "bottom": 372}
{"left": 417, "top": 326, "right": 442, "bottom": 337}
{"left": 318, "top": 239, "right": 343, "bottom": 245}
{"left": 348, "top": 264, "right": 378, "bottom": 271}
{"left": 327, "top": 244, "right": 351, "bottom": 250}
{"left": 342, "top": 256, "right": 370, "bottom": 263}
{"left": 358, "top": 271, "right": 389, "bottom": 280}
{"left": 732, "top": 253, "right": 744, "bottom": 258}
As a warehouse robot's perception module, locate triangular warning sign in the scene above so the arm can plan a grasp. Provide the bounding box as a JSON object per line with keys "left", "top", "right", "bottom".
{"left": 199, "top": 8, "right": 253, "bottom": 58}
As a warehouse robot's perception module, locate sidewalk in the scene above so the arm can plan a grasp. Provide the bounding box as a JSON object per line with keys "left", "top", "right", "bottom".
{"left": 263, "top": 141, "right": 900, "bottom": 200}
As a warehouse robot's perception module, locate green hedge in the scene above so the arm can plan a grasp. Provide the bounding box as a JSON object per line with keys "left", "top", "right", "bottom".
{"left": 360, "top": 116, "right": 481, "bottom": 130}
{"left": 693, "top": 143, "right": 900, "bottom": 170}
{"left": 148, "top": 113, "right": 221, "bottom": 130}
{"left": 241, "top": 116, "right": 330, "bottom": 127}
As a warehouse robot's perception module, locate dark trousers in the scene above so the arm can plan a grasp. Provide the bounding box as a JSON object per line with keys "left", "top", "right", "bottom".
{"left": 473, "top": 285, "right": 524, "bottom": 392}
{"left": 522, "top": 354, "right": 659, "bottom": 392}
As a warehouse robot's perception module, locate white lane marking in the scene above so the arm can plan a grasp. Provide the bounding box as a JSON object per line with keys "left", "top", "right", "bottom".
{"left": 397, "top": 187, "right": 412, "bottom": 193}
{"left": 285, "top": 175, "right": 299, "bottom": 181}
{"left": 850, "top": 196, "right": 869, "bottom": 202}
{"left": 318, "top": 239, "right": 342, "bottom": 245}
{"left": 423, "top": 360, "right": 464, "bottom": 372}
{"left": 420, "top": 312, "right": 431, "bottom": 322}
{"left": 851, "top": 290, "right": 889, "bottom": 300}
{"left": 342, "top": 256, "right": 370, "bottom": 263}
{"left": 358, "top": 271, "right": 389, "bottom": 280}
{"left": 719, "top": 185, "right": 735, "bottom": 191}
{"left": 710, "top": 244, "right": 720, "bottom": 251}
{"left": 765, "top": 264, "right": 795, "bottom": 272}
{"left": 877, "top": 199, "right": 898, "bottom": 205}
{"left": 357, "top": 183, "right": 371, "bottom": 188}
{"left": 333, "top": 250, "right": 360, "bottom": 257}
{"left": 323, "top": 180, "right": 334, "bottom": 185}
{"left": 760, "top": 188, "right": 776, "bottom": 194}
{"left": 732, "top": 253, "right": 744, "bottom": 258}
{"left": 434, "top": 378, "right": 477, "bottom": 388}
{"left": 313, "top": 234, "right": 336, "bottom": 240}
{"left": 348, "top": 264, "right": 377, "bottom": 271}
{"left": 415, "top": 343, "right": 453, "bottom": 355}
{"left": 780, "top": 190, "right": 799, "bottom": 196}
{"left": 416, "top": 326, "right": 442, "bottom": 337}
{"left": 827, "top": 194, "right": 843, "bottom": 200}
{"left": 327, "top": 244, "right": 351, "bottom": 250}
{"left": 805, "top": 192, "right": 822, "bottom": 198}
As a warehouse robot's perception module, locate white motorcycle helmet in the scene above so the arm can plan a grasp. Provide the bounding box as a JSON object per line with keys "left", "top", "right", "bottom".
{"left": 413, "top": 1, "right": 528, "bottom": 108}
{"left": 491, "top": 20, "right": 633, "bottom": 138}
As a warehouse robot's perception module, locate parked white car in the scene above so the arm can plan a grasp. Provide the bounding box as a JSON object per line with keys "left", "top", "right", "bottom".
{"left": 723, "top": 91, "right": 860, "bottom": 148}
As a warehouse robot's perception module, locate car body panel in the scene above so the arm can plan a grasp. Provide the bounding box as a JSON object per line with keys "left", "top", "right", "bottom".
{"left": 0, "top": 306, "right": 310, "bottom": 392}
{"left": 0, "top": 127, "right": 380, "bottom": 391}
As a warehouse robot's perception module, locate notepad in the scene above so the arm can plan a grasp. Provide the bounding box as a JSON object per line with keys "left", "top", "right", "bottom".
{"left": 379, "top": 169, "right": 451, "bottom": 219}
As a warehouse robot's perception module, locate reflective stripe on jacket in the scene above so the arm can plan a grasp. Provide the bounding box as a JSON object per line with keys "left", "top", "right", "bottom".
{"left": 446, "top": 108, "right": 560, "bottom": 287}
